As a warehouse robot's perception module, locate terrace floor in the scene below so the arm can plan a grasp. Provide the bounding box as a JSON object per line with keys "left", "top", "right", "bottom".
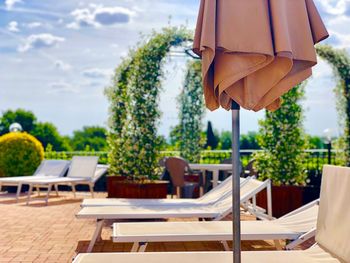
{"left": 0, "top": 191, "right": 313, "bottom": 263}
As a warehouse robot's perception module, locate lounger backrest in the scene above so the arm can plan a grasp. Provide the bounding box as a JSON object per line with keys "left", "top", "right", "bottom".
{"left": 276, "top": 203, "right": 318, "bottom": 232}
{"left": 67, "top": 156, "right": 98, "bottom": 180}
{"left": 199, "top": 176, "right": 247, "bottom": 204}
{"left": 315, "top": 165, "right": 350, "bottom": 262}
{"left": 240, "top": 178, "right": 269, "bottom": 203}
{"left": 212, "top": 178, "right": 269, "bottom": 219}
{"left": 34, "top": 160, "right": 70, "bottom": 177}
{"left": 91, "top": 165, "right": 108, "bottom": 183}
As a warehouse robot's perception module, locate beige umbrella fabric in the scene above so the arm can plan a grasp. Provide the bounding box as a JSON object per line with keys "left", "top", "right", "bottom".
{"left": 193, "top": 0, "right": 329, "bottom": 112}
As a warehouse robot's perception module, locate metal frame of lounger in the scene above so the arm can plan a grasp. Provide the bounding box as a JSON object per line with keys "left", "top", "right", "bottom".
{"left": 80, "top": 176, "right": 250, "bottom": 208}
{"left": 111, "top": 199, "right": 319, "bottom": 252}
{"left": 23, "top": 157, "right": 101, "bottom": 205}
{"left": 0, "top": 160, "right": 70, "bottom": 202}
{"left": 77, "top": 178, "right": 271, "bottom": 252}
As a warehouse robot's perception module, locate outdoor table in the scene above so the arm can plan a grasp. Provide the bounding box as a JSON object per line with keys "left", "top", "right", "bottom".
{"left": 189, "top": 163, "right": 232, "bottom": 195}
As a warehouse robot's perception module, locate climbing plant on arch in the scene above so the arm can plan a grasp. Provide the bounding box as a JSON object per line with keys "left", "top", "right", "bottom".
{"left": 106, "top": 27, "right": 193, "bottom": 180}
{"left": 316, "top": 45, "right": 350, "bottom": 166}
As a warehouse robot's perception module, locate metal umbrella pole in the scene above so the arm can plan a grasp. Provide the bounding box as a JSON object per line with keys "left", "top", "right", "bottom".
{"left": 231, "top": 100, "right": 241, "bottom": 262}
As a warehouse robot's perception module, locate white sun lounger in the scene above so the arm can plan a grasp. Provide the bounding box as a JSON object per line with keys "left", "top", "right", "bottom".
{"left": 73, "top": 165, "right": 350, "bottom": 263}
{"left": 77, "top": 178, "right": 271, "bottom": 252}
{"left": 0, "top": 160, "right": 70, "bottom": 201}
{"left": 24, "top": 156, "right": 100, "bottom": 205}
{"left": 81, "top": 176, "right": 248, "bottom": 207}
{"left": 112, "top": 198, "right": 318, "bottom": 252}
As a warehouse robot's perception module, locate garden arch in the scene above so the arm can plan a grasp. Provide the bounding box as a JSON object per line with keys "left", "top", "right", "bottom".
{"left": 106, "top": 27, "right": 196, "bottom": 179}
{"left": 316, "top": 45, "right": 350, "bottom": 166}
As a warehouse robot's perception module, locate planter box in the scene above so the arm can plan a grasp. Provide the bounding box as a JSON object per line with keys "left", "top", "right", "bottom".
{"left": 256, "top": 185, "right": 320, "bottom": 218}
{"left": 107, "top": 176, "right": 168, "bottom": 198}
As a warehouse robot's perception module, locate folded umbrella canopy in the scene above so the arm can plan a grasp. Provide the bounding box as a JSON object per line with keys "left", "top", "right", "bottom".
{"left": 193, "top": 0, "right": 328, "bottom": 262}
{"left": 193, "top": 0, "right": 329, "bottom": 112}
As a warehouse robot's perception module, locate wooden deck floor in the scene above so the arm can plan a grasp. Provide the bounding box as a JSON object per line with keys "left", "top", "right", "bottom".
{"left": 0, "top": 191, "right": 312, "bottom": 263}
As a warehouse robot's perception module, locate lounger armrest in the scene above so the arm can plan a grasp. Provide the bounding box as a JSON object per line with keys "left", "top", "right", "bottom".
{"left": 285, "top": 227, "right": 316, "bottom": 250}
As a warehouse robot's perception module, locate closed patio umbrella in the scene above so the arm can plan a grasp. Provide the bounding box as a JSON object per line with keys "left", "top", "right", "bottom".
{"left": 193, "top": 0, "right": 328, "bottom": 262}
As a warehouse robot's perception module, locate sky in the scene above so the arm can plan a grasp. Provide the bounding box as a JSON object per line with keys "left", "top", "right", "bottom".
{"left": 1, "top": 0, "right": 350, "bottom": 138}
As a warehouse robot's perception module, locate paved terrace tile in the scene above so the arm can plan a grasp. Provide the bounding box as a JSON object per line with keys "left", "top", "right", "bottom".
{"left": 0, "top": 192, "right": 313, "bottom": 263}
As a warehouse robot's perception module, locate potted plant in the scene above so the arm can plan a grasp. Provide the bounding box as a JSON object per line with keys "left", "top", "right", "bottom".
{"left": 253, "top": 83, "right": 317, "bottom": 217}
{"left": 105, "top": 27, "right": 192, "bottom": 198}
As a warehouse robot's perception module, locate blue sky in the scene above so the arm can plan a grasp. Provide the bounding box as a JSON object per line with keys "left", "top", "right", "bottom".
{"left": 1, "top": 0, "right": 349, "bottom": 137}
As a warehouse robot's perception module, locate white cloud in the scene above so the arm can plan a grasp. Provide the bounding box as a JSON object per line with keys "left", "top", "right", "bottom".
{"left": 82, "top": 68, "right": 113, "bottom": 78}
{"left": 54, "top": 60, "right": 72, "bottom": 71}
{"left": 48, "top": 82, "right": 78, "bottom": 93}
{"left": 18, "top": 33, "right": 65, "bottom": 52}
{"left": 25, "top": 22, "right": 42, "bottom": 29}
{"left": 7, "top": 21, "right": 20, "bottom": 32}
{"left": 5, "top": 0, "right": 22, "bottom": 10}
{"left": 67, "top": 4, "right": 135, "bottom": 29}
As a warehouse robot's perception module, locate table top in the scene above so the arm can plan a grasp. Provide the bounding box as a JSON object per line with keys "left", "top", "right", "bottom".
{"left": 189, "top": 163, "right": 232, "bottom": 171}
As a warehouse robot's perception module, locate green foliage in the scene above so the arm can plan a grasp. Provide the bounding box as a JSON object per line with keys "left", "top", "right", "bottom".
{"left": 106, "top": 26, "right": 192, "bottom": 180}
{"left": 0, "top": 109, "right": 36, "bottom": 135}
{"left": 70, "top": 126, "right": 107, "bottom": 151}
{"left": 254, "top": 84, "right": 309, "bottom": 185}
{"left": 316, "top": 45, "right": 350, "bottom": 165}
{"left": 241, "top": 132, "right": 260, "bottom": 149}
{"left": 0, "top": 132, "right": 44, "bottom": 177}
{"left": 169, "top": 124, "right": 182, "bottom": 149}
{"left": 31, "top": 122, "right": 71, "bottom": 151}
{"left": 307, "top": 135, "right": 325, "bottom": 149}
{"left": 0, "top": 109, "right": 70, "bottom": 151}
{"left": 218, "top": 131, "right": 261, "bottom": 150}
{"left": 178, "top": 60, "right": 205, "bottom": 162}
{"left": 205, "top": 121, "right": 219, "bottom": 149}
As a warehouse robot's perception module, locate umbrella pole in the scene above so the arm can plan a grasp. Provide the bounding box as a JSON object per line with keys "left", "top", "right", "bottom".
{"left": 231, "top": 100, "right": 241, "bottom": 262}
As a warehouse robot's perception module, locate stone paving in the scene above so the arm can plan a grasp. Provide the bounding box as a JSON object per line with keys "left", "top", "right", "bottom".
{"left": 0, "top": 191, "right": 312, "bottom": 263}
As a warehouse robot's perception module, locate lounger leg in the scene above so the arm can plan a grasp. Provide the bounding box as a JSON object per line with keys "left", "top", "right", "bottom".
{"left": 71, "top": 183, "right": 76, "bottom": 198}
{"left": 89, "top": 183, "right": 94, "bottom": 198}
{"left": 138, "top": 242, "right": 148, "bottom": 252}
{"left": 267, "top": 181, "right": 273, "bottom": 218}
{"left": 45, "top": 184, "right": 52, "bottom": 205}
{"left": 16, "top": 183, "right": 22, "bottom": 202}
{"left": 26, "top": 184, "right": 34, "bottom": 205}
{"left": 131, "top": 242, "right": 140, "bottom": 252}
{"left": 221, "top": 241, "right": 230, "bottom": 251}
{"left": 176, "top": 187, "right": 181, "bottom": 198}
{"left": 36, "top": 186, "right": 40, "bottom": 196}
{"left": 87, "top": 220, "right": 104, "bottom": 253}
{"left": 0, "top": 183, "right": 2, "bottom": 192}
{"left": 273, "top": 240, "right": 283, "bottom": 250}
{"left": 54, "top": 184, "right": 59, "bottom": 196}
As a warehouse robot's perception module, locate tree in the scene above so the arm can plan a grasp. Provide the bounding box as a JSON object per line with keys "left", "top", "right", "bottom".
{"left": 254, "top": 83, "right": 309, "bottom": 185}
{"left": 31, "top": 122, "right": 71, "bottom": 151}
{"left": 70, "top": 126, "right": 107, "bottom": 151}
{"left": 178, "top": 60, "right": 205, "bottom": 162}
{"left": 205, "top": 121, "right": 219, "bottom": 149}
{"left": 240, "top": 132, "right": 260, "bottom": 149}
{"left": 219, "top": 131, "right": 231, "bottom": 150}
{"left": 0, "top": 109, "right": 36, "bottom": 135}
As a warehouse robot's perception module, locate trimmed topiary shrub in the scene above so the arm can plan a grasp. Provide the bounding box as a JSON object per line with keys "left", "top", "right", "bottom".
{"left": 0, "top": 132, "right": 44, "bottom": 177}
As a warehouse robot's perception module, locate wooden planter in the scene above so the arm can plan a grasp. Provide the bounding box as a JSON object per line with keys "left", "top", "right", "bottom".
{"left": 107, "top": 176, "right": 168, "bottom": 198}
{"left": 256, "top": 185, "right": 305, "bottom": 218}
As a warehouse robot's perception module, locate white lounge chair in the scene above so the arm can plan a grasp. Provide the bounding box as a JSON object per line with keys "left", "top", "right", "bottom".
{"left": 81, "top": 176, "right": 248, "bottom": 207}
{"left": 24, "top": 156, "right": 99, "bottom": 205}
{"left": 0, "top": 159, "right": 70, "bottom": 201}
{"left": 112, "top": 198, "right": 318, "bottom": 252}
{"left": 73, "top": 165, "right": 350, "bottom": 263}
{"left": 76, "top": 178, "right": 272, "bottom": 252}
